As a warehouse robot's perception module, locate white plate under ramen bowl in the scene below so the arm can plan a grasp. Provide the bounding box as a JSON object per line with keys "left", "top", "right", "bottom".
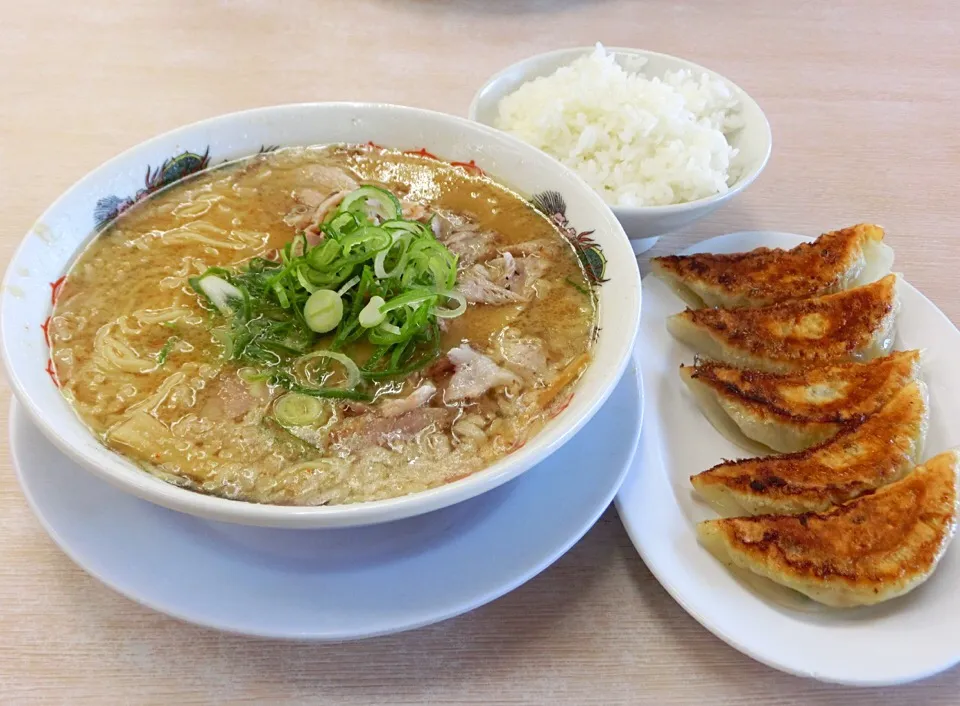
{"left": 9, "top": 363, "right": 642, "bottom": 638}
{"left": 469, "top": 47, "right": 773, "bottom": 254}
{"left": 0, "top": 103, "right": 641, "bottom": 529}
{"left": 619, "top": 230, "right": 960, "bottom": 686}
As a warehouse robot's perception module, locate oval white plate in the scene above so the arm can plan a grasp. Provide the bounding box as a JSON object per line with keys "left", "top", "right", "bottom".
{"left": 618, "top": 231, "right": 960, "bottom": 686}
{"left": 11, "top": 365, "right": 641, "bottom": 639}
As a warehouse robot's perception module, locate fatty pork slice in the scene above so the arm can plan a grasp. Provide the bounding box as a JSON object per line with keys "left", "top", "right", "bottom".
{"left": 446, "top": 344, "right": 519, "bottom": 401}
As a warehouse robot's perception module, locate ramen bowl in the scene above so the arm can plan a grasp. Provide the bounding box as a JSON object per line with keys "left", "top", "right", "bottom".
{"left": 0, "top": 103, "right": 641, "bottom": 529}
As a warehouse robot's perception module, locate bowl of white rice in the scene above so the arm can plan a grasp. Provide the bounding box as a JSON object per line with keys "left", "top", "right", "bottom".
{"left": 469, "top": 45, "right": 772, "bottom": 253}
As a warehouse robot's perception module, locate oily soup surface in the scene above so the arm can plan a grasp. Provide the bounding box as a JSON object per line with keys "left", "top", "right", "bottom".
{"left": 50, "top": 146, "right": 596, "bottom": 505}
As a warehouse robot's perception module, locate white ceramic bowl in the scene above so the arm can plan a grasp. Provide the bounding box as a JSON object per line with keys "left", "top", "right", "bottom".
{"left": 1, "top": 103, "right": 641, "bottom": 529}
{"left": 468, "top": 47, "right": 773, "bottom": 253}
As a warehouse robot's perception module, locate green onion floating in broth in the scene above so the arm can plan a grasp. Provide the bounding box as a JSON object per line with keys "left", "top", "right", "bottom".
{"left": 156, "top": 336, "right": 178, "bottom": 366}
{"left": 190, "top": 273, "right": 246, "bottom": 316}
{"left": 274, "top": 392, "right": 328, "bottom": 427}
{"left": 565, "top": 276, "right": 590, "bottom": 296}
{"left": 296, "top": 350, "right": 362, "bottom": 390}
{"left": 187, "top": 184, "right": 466, "bottom": 398}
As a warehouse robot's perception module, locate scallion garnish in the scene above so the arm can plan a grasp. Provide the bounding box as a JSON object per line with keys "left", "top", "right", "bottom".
{"left": 156, "top": 336, "right": 178, "bottom": 366}
{"left": 188, "top": 185, "right": 465, "bottom": 398}
{"left": 274, "top": 392, "right": 327, "bottom": 427}
{"left": 303, "top": 289, "right": 344, "bottom": 333}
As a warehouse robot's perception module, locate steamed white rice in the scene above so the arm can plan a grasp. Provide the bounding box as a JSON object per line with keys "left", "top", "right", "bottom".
{"left": 495, "top": 44, "right": 744, "bottom": 208}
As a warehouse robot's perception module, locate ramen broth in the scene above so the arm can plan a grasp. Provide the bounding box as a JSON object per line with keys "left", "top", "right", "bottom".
{"left": 50, "top": 145, "right": 597, "bottom": 505}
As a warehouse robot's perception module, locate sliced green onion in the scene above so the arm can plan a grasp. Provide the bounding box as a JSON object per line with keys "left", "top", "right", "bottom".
{"left": 361, "top": 345, "right": 390, "bottom": 372}
{"left": 564, "top": 276, "right": 590, "bottom": 296}
{"left": 303, "top": 289, "right": 343, "bottom": 333}
{"left": 288, "top": 233, "right": 308, "bottom": 259}
{"left": 344, "top": 270, "right": 371, "bottom": 324}
{"left": 156, "top": 336, "right": 178, "bottom": 365}
{"left": 192, "top": 274, "right": 244, "bottom": 316}
{"left": 388, "top": 340, "right": 410, "bottom": 369}
{"left": 238, "top": 367, "right": 271, "bottom": 382}
{"left": 307, "top": 239, "right": 341, "bottom": 270}
{"left": 401, "top": 239, "right": 458, "bottom": 289}
{"left": 211, "top": 326, "right": 235, "bottom": 358}
{"left": 303, "top": 261, "right": 356, "bottom": 289}
{"left": 359, "top": 296, "right": 387, "bottom": 328}
{"left": 381, "top": 219, "right": 431, "bottom": 237}
{"left": 296, "top": 266, "right": 318, "bottom": 293}
{"left": 337, "top": 185, "right": 401, "bottom": 222}
{"left": 189, "top": 184, "right": 470, "bottom": 403}
{"left": 432, "top": 289, "right": 467, "bottom": 318}
{"left": 337, "top": 275, "right": 360, "bottom": 296}
{"left": 339, "top": 226, "right": 391, "bottom": 263}
{"left": 275, "top": 392, "right": 326, "bottom": 426}
{"left": 296, "top": 350, "right": 361, "bottom": 389}
{"left": 273, "top": 281, "right": 291, "bottom": 309}
{"left": 324, "top": 211, "right": 358, "bottom": 236}
{"left": 381, "top": 289, "right": 437, "bottom": 313}
{"left": 374, "top": 232, "right": 412, "bottom": 279}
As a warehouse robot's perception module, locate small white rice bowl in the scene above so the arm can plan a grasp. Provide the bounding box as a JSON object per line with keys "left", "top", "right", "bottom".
{"left": 495, "top": 44, "right": 744, "bottom": 208}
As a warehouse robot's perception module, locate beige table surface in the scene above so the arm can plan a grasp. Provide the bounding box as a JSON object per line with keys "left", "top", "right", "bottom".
{"left": 2, "top": 1, "right": 960, "bottom": 703}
